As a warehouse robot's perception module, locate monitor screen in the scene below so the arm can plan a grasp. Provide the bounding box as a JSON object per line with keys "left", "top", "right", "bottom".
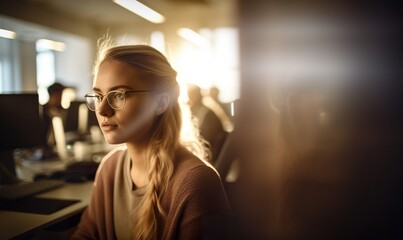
{"left": 0, "top": 93, "right": 46, "bottom": 151}
{"left": 65, "top": 100, "right": 98, "bottom": 133}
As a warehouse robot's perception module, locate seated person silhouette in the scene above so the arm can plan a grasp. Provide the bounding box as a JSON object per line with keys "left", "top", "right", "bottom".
{"left": 42, "top": 83, "right": 68, "bottom": 157}
{"left": 187, "top": 84, "right": 226, "bottom": 163}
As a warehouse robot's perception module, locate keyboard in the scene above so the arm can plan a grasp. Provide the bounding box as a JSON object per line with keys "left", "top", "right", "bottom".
{"left": 34, "top": 160, "right": 100, "bottom": 183}
{"left": 0, "top": 179, "right": 65, "bottom": 201}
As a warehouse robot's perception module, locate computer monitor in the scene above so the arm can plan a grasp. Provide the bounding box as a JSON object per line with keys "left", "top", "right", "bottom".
{"left": 65, "top": 101, "right": 98, "bottom": 132}
{"left": 0, "top": 93, "right": 46, "bottom": 183}
{"left": 64, "top": 100, "right": 99, "bottom": 144}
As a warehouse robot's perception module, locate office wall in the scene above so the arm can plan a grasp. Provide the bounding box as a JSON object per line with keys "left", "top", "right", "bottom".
{"left": 0, "top": 14, "right": 94, "bottom": 97}
{"left": 0, "top": 0, "right": 96, "bottom": 40}
{"left": 54, "top": 34, "right": 93, "bottom": 99}
{"left": 0, "top": 0, "right": 98, "bottom": 95}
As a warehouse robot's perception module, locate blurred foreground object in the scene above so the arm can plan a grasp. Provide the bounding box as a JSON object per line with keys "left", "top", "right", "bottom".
{"left": 234, "top": 1, "right": 403, "bottom": 239}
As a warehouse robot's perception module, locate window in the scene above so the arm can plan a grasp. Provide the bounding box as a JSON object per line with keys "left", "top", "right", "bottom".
{"left": 36, "top": 44, "right": 56, "bottom": 104}
{"left": 0, "top": 37, "right": 19, "bottom": 92}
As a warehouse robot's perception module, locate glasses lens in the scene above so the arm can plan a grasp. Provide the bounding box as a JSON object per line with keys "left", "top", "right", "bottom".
{"left": 107, "top": 91, "right": 125, "bottom": 109}
{"left": 85, "top": 94, "right": 100, "bottom": 111}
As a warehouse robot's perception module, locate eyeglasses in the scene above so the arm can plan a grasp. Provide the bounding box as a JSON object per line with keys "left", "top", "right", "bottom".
{"left": 84, "top": 90, "right": 150, "bottom": 111}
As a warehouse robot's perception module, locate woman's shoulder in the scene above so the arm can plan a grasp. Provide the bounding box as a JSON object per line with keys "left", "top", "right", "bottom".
{"left": 172, "top": 148, "right": 221, "bottom": 189}
{"left": 94, "top": 145, "right": 127, "bottom": 183}
{"left": 99, "top": 145, "right": 127, "bottom": 166}
{"left": 167, "top": 148, "right": 229, "bottom": 215}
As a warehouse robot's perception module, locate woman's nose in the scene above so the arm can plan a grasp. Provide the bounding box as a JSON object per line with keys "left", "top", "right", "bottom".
{"left": 97, "top": 98, "right": 114, "bottom": 117}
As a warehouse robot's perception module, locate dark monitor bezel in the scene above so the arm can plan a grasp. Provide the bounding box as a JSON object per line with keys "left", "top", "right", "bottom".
{"left": 0, "top": 93, "right": 46, "bottom": 151}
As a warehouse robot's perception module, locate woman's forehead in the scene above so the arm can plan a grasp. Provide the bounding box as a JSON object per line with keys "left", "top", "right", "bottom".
{"left": 94, "top": 60, "right": 148, "bottom": 90}
{"left": 98, "top": 60, "right": 136, "bottom": 74}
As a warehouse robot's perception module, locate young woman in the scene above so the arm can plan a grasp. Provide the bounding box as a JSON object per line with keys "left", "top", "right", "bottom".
{"left": 72, "top": 42, "right": 231, "bottom": 240}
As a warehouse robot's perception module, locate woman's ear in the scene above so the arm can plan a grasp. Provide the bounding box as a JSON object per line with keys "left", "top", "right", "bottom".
{"left": 155, "top": 93, "right": 171, "bottom": 116}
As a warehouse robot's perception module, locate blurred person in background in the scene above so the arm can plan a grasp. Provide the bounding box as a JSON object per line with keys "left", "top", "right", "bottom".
{"left": 205, "top": 86, "right": 234, "bottom": 132}
{"left": 42, "top": 82, "right": 67, "bottom": 148}
{"left": 187, "top": 84, "right": 227, "bottom": 163}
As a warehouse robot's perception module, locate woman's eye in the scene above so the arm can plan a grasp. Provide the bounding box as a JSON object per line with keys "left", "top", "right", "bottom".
{"left": 114, "top": 92, "right": 124, "bottom": 99}
{"left": 95, "top": 95, "right": 102, "bottom": 101}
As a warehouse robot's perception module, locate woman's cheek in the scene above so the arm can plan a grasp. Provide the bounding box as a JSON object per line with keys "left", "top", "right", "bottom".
{"left": 118, "top": 105, "right": 156, "bottom": 141}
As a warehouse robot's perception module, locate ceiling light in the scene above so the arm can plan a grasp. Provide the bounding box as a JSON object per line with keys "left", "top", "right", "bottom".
{"left": 177, "top": 28, "right": 211, "bottom": 48}
{"left": 0, "top": 29, "right": 16, "bottom": 39}
{"left": 37, "top": 39, "right": 66, "bottom": 52}
{"left": 113, "top": 0, "right": 165, "bottom": 24}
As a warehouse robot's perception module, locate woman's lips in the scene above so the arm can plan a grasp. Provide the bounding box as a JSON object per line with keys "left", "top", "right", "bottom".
{"left": 101, "top": 122, "right": 118, "bottom": 131}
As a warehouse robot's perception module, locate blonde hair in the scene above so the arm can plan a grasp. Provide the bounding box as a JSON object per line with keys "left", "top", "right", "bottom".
{"left": 94, "top": 38, "right": 207, "bottom": 239}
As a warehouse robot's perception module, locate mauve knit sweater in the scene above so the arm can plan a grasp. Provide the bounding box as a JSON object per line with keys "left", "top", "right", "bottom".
{"left": 72, "top": 146, "right": 232, "bottom": 240}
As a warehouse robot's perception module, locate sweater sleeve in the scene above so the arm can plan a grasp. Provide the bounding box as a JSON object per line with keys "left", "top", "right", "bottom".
{"left": 174, "top": 165, "right": 232, "bottom": 240}
{"left": 71, "top": 181, "right": 101, "bottom": 240}
{"left": 71, "top": 148, "right": 123, "bottom": 240}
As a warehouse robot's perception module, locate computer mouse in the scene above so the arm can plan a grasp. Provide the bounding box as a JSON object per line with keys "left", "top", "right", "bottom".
{"left": 62, "top": 174, "right": 88, "bottom": 183}
{"left": 33, "top": 173, "right": 51, "bottom": 181}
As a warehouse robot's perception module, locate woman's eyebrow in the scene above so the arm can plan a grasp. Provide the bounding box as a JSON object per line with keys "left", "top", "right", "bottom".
{"left": 92, "top": 85, "right": 133, "bottom": 92}
{"left": 92, "top": 87, "right": 102, "bottom": 92}
{"left": 109, "top": 85, "right": 133, "bottom": 91}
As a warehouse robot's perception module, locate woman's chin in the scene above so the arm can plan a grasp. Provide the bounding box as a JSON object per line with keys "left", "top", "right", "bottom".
{"left": 104, "top": 137, "right": 123, "bottom": 145}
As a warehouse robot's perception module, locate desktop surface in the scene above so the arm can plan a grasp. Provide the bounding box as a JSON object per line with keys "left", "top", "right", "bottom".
{"left": 0, "top": 181, "right": 93, "bottom": 240}
{"left": 0, "top": 179, "right": 65, "bottom": 201}
{"left": 0, "top": 156, "right": 97, "bottom": 239}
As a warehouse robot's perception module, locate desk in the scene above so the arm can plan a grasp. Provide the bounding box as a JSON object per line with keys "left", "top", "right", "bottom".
{"left": 0, "top": 182, "right": 93, "bottom": 240}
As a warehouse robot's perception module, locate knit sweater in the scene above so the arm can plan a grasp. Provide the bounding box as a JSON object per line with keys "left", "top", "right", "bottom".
{"left": 72, "top": 146, "right": 232, "bottom": 239}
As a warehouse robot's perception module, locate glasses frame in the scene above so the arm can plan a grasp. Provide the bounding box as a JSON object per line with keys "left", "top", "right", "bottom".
{"left": 84, "top": 89, "right": 150, "bottom": 111}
